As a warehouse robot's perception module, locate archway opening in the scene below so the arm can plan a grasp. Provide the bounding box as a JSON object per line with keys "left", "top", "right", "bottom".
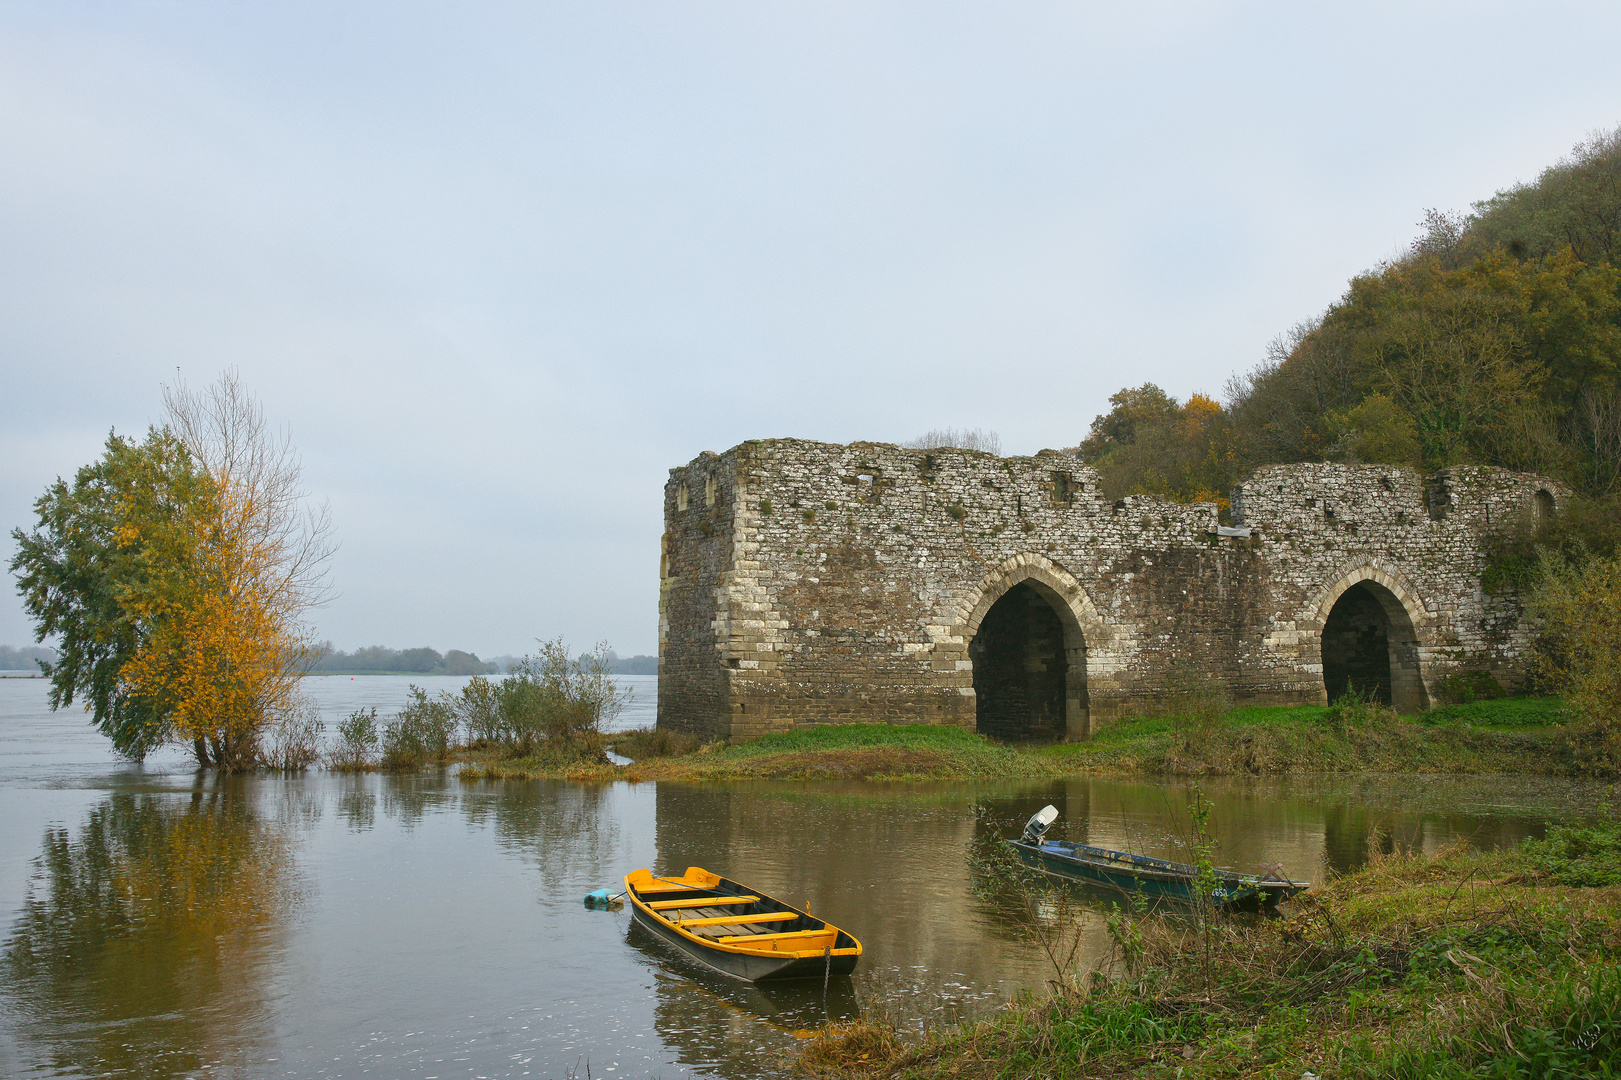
{"left": 969, "top": 582, "right": 1070, "bottom": 740}
{"left": 1321, "top": 580, "right": 1424, "bottom": 711}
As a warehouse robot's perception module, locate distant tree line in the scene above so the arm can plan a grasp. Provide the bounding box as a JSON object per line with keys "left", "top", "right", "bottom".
{"left": 603, "top": 650, "right": 657, "bottom": 675}
{"left": 0, "top": 644, "right": 57, "bottom": 670}
{"left": 314, "top": 644, "right": 497, "bottom": 676}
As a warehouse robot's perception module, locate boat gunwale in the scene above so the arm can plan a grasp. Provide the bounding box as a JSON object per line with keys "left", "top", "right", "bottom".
{"left": 624, "top": 868, "right": 862, "bottom": 964}
{"left": 1019, "top": 839, "right": 1308, "bottom": 892}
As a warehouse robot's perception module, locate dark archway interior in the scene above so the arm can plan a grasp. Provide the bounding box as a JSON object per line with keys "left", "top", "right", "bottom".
{"left": 1322, "top": 583, "right": 1393, "bottom": 704}
{"left": 970, "top": 582, "right": 1067, "bottom": 740}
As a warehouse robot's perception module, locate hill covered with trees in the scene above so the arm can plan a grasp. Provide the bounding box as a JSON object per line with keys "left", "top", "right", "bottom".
{"left": 1081, "top": 128, "right": 1621, "bottom": 510}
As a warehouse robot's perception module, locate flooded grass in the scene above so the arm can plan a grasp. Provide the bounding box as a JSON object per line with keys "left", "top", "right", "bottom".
{"left": 792, "top": 826, "right": 1621, "bottom": 1078}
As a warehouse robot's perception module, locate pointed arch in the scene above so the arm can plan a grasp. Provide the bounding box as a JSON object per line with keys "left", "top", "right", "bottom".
{"left": 1308, "top": 562, "right": 1429, "bottom": 712}
{"left": 954, "top": 554, "right": 1104, "bottom": 740}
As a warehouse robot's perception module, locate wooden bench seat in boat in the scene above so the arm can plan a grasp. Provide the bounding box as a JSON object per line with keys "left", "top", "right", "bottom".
{"left": 646, "top": 895, "right": 758, "bottom": 911}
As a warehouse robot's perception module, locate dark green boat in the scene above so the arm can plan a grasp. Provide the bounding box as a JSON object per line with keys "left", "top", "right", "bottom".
{"left": 1007, "top": 806, "right": 1308, "bottom": 908}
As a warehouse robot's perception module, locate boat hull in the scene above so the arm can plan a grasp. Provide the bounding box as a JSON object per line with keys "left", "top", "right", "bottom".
{"left": 624, "top": 867, "right": 861, "bottom": 984}
{"left": 1008, "top": 840, "right": 1306, "bottom": 907}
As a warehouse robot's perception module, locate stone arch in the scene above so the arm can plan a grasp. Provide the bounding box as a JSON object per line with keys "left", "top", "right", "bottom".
{"left": 958, "top": 555, "right": 1102, "bottom": 741}
{"left": 1309, "top": 563, "right": 1428, "bottom": 712}
{"left": 1533, "top": 488, "right": 1555, "bottom": 523}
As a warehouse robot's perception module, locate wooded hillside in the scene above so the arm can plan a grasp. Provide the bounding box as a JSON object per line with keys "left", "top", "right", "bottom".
{"left": 1082, "top": 129, "right": 1621, "bottom": 509}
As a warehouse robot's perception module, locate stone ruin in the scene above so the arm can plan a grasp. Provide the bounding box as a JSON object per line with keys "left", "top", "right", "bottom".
{"left": 656, "top": 438, "right": 1564, "bottom": 743}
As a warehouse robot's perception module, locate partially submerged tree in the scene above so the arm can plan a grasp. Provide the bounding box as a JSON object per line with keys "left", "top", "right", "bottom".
{"left": 10, "top": 373, "right": 333, "bottom": 769}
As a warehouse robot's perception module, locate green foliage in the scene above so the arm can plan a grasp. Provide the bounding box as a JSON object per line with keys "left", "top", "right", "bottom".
{"left": 411, "top": 639, "right": 626, "bottom": 766}
{"left": 1213, "top": 129, "right": 1621, "bottom": 494}
{"left": 1079, "top": 384, "right": 1236, "bottom": 509}
{"left": 1433, "top": 670, "right": 1507, "bottom": 705}
{"left": 1529, "top": 550, "right": 1621, "bottom": 748}
{"left": 1351, "top": 963, "right": 1621, "bottom": 1079}
{"left": 1521, "top": 815, "right": 1621, "bottom": 888}
{"left": 1324, "top": 391, "right": 1422, "bottom": 466}
{"left": 379, "top": 687, "right": 458, "bottom": 769}
{"left": 329, "top": 708, "right": 379, "bottom": 770}
{"left": 8, "top": 430, "right": 215, "bottom": 761}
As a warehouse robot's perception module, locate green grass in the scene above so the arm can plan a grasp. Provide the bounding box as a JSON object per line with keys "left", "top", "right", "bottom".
{"left": 455, "top": 697, "right": 1592, "bottom": 782}
{"left": 1420, "top": 695, "right": 1568, "bottom": 729}
{"left": 796, "top": 829, "right": 1621, "bottom": 1079}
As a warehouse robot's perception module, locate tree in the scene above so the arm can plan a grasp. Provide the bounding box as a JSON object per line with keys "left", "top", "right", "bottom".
{"left": 10, "top": 430, "right": 215, "bottom": 760}
{"left": 1078, "top": 386, "right": 1237, "bottom": 510}
{"left": 10, "top": 373, "right": 333, "bottom": 769}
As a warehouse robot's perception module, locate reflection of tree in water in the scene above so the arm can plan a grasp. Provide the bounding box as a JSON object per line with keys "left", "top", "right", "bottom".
{"left": 380, "top": 774, "right": 458, "bottom": 827}
{"left": 2, "top": 776, "right": 300, "bottom": 1078}
{"left": 455, "top": 779, "right": 622, "bottom": 885}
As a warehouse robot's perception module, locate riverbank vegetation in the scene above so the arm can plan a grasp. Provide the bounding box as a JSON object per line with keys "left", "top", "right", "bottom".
{"left": 795, "top": 816, "right": 1621, "bottom": 1079}
{"left": 451, "top": 694, "right": 1591, "bottom": 783}
{"left": 329, "top": 638, "right": 627, "bottom": 772}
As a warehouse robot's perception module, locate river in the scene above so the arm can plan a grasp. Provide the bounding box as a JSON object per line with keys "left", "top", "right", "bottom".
{"left": 0, "top": 675, "right": 1605, "bottom": 1078}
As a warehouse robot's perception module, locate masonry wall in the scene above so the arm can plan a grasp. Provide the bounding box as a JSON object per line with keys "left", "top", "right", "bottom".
{"left": 656, "top": 438, "right": 1563, "bottom": 742}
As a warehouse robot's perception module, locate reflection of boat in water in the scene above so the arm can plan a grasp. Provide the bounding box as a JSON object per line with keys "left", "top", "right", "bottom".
{"left": 1008, "top": 806, "right": 1309, "bottom": 908}
{"left": 626, "top": 920, "right": 861, "bottom": 1023}
{"left": 624, "top": 867, "right": 862, "bottom": 983}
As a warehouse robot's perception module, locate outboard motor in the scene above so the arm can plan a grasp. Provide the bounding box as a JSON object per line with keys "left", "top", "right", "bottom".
{"left": 1021, "top": 805, "right": 1059, "bottom": 845}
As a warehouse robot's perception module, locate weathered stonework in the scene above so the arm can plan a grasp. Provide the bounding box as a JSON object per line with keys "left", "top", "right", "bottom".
{"left": 657, "top": 439, "right": 1565, "bottom": 743}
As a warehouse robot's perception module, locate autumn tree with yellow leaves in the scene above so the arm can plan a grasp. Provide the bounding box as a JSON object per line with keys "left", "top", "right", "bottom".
{"left": 11, "top": 373, "right": 333, "bottom": 770}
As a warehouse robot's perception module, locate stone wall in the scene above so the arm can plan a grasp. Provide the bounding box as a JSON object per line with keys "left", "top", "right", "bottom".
{"left": 657, "top": 438, "right": 1565, "bottom": 742}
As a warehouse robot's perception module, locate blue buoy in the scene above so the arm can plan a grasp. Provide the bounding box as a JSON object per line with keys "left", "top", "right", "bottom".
{"left": 584, "top": 889, "right": 622, "bottom": 908}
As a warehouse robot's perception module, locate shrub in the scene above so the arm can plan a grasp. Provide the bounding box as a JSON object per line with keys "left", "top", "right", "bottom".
{"left": 380, "top": 687, "right": 457, "bottom": 769}
{"left": 1434, "top": 670, "right": 1507, "bottom": 704}
{"left": 328, "top": 707, "right": 379, "bottom": 770}
{"left": 264, "top": 695, "right": 324, "bottom": 771}
{"left": 1531, "top": 550, "right": 1621, "bottom": 775}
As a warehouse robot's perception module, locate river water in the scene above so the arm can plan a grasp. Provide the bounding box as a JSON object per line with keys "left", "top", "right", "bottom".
{"left": 0, "top": 676, "right": 1606, "bottom": 1079}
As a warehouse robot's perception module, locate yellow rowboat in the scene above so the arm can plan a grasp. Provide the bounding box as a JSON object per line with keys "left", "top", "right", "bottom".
{"left": 623, "top": 866, "right": 862, "bottom": 983}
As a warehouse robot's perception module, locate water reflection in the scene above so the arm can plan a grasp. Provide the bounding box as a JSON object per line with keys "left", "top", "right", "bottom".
{"left": 627, "top": 921, "right": 861, "bottom": 1075}
{"left": 0, "top": 762, "right": 1591, "bottom": 1080}
{"left": 2, "top": 775, "right": 302, "bottom": 1078}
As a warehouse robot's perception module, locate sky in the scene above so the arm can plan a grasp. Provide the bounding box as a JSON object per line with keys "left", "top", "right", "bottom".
{"left": 3, "top": 2, "right": 1620, "bottom": 659}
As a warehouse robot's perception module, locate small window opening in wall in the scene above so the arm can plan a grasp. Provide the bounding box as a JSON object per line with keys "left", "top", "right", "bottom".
{"left": 705, "top": 475, "right": 716, "bottom": 506}
{"left": 1427, "top": 479, "right": 1452, "bottom": 521}
{"left": 1534, "top": 488, "right": 1555, "bottom": 523}
{"left": 676, "top": 483, "right": 689, "bottom": 512}
{"left": 1380, "top": 476, "right": 1394, "bottom": 492}
{"left": 1396, "top": 511, "right": 1407, "bottom": 524}
{"left": 1324, "top": 508, "right": 1335, "bottom": 522}
{"left": 1050, "top": 471, "right": 1073, "bottom": 506}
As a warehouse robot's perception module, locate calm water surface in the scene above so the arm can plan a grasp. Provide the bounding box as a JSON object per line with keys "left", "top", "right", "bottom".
{"left": 0, "top": 676, "right": 1606, "bottom": 1078}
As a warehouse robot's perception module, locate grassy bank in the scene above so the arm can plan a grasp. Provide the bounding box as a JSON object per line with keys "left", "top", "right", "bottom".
{"left": 795, "top": 820, "right": 1621, "bottom": 1078}
{"left": 457, "top": 696, "right": 1588, "bottom": 782}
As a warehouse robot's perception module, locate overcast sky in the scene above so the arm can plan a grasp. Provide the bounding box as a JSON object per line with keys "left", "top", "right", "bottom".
{"left": 3, "top": 3, "right": 1619, "bottom": 659}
